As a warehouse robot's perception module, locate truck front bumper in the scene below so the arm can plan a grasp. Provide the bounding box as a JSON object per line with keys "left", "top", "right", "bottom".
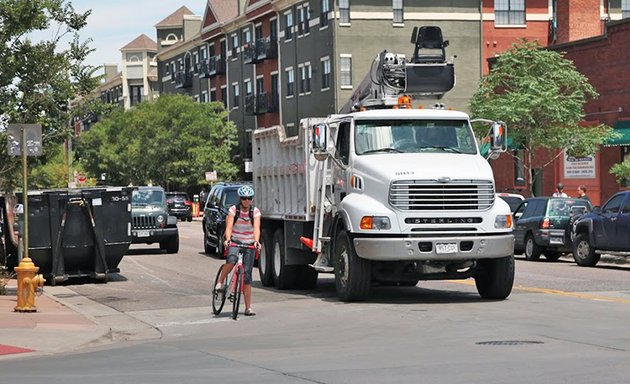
{"left": 353, "top": 233, "right": 514, "bottom": 261}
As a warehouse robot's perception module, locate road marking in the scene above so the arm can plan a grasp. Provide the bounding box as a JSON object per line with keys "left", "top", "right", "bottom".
{"left": 156, "top": 317, "right": 232, "bottom": 327}
{"left": 450, "top": 280, "right": 630, "bottom": 304}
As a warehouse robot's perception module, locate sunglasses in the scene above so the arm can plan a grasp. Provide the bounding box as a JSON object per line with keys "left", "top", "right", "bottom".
{"left": 240, "top": 197, "right": 252, "bottom": 201}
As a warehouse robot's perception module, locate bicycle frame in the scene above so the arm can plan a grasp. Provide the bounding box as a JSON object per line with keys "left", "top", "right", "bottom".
{"left": 212, "top": 242, "right": 258, "bottom": 320}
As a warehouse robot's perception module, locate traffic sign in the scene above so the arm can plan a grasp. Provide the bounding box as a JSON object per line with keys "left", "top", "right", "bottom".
{"left": 7, "top": 124, "right": 43, "bottom": 157}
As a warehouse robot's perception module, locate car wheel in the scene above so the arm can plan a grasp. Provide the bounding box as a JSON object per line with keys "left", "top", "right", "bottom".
{"left": 166, "top": 236, "right": 179, "bottom": 254}
{"left": 572, "top": 233, "right": 600, "bottom": 267}
{"left": 524, "top": 234, "right": 542, "bottom": 261}
{"left": 187, "top": 217, "right": 192, "bottom": 222}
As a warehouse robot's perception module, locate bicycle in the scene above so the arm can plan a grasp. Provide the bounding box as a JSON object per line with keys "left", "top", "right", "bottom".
{"left": 212, "top": 242, "right": 258, "bottom": 320}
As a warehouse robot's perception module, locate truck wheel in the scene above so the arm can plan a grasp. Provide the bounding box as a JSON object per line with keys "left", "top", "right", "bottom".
{"left": 257, "top": 229, "right": 274, "bottom": 287}
{"left": 474, "top": 255, "right": 514, "bottom": 300}
{"left": 333, "top": 229, "right": 371, "bottom": 302}
{"left": 572, "top": 233, "right": 600, "bottom": 267}
{"left": 166, "top": 236, "right": 179, "bottom": 254}
{"left": 524, "top": 234, "right": 542, "bottom": 261}
{"left": 272, "top": 228, "right": 296, "bottom": 289}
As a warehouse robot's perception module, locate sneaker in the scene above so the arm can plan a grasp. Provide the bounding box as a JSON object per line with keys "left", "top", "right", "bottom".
{"left": 214, "top": 283, "right": 224, "bottom": 292}
{"left": 244, "top": 308, "right": 256, "bottom": 316}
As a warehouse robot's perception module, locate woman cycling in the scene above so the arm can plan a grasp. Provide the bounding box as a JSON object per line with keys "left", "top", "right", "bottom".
{"left": 214, "top": 185, "right": 261, "bottom": 316}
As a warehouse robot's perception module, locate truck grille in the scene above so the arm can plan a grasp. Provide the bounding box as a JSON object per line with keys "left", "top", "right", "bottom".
{"left": 132, "top": 215, "right": 158, "bottom": 229}
{"left": 389, "top": 180, "right": 494, "bottom": 211}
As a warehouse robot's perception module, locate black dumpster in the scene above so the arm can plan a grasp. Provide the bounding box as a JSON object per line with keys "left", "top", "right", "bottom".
{"left": 9, "top": 187, "right": 133, "bottom": 284}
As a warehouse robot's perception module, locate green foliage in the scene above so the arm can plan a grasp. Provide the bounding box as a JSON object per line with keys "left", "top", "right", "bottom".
{"left": 610, "top": 160, "right": 630, "bottom": 185}
{"left": 76, "top": 94, "right": 238, "bottom": 188}
{"left": 0, "top": 0, "right": 99, "bottom": 192}
{"left": 469, "top": 39, "right": 614, "bottom": 158}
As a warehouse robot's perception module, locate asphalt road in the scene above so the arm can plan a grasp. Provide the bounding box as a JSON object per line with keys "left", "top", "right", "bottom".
{"left": 1, "top": 220, "right": 629, "bottom": 383}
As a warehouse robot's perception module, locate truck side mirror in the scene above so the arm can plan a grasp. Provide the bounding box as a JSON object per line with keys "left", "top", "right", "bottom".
{"left": 311, "top": 123, "right": 329, "bottom": 161}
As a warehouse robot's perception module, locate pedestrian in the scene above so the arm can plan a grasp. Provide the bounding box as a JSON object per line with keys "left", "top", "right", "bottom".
{"left": 552, "top": 182, "right": 568, "bottom": 197}
{"left": 577, "top": 185, "right": 591, "bottom": 204}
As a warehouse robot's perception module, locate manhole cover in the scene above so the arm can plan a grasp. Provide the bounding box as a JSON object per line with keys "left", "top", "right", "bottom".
{"left": 476, "top": 340, "right": 544, "bottom": 346}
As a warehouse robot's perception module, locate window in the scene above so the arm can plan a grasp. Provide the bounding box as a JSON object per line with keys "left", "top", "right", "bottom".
{"left": 130, "top": 85, "right": 143, "bottom": 106}
{"left": 210, "top": 88, "right": 216, "bottom": 102}
{"left": 201, "top": 46, "right": 208, "bottom": 61}
{"left": 256, "top": 77, "right": 264, "bottom": 95}
{"left": 623, "top": 0, "right": 630, "bottom": 18}
{"left": 171, "top": 62, "right": 175, "bottom": 79}
{"left": 298, "top": 4, "right": 310, "bottom": 35}
{"left": 231, "top": 33, "right": 239, "bottom": 58}
{"left": 242, "top": 28, "right": 251, "bottom": 45}
{"left": 339, "top": 0, "right": 350, "bottom": 24}
{"left": 270, "top": 19, "right": 278, "bottom": 42}
{"left": 285, "top": 10, "right": 293, "bottom": 41}
{"left": 299, "top": 63, "right": 311, "bottom": 94}
{"left": 232, "top": 83, "right": 240, "bottom": 108}
{"left": 340, "top": 56, "right": 352, "bottom": 87}
{"left": 286, "top": 67, "right": 295, "bottom": 97}
{"left": 336, "top": 122, "right": 351, "bottom": 164}
{"left": 621, "top": 195, "right": 630, "bottom": 214}
{"left": 245, "top": 79, "right": 253, "bottom": 96}
{"left": 602, "top": 194, "right": 625, "bottom": 214}
{"left": 193, "top": 52, "right": 199, "bottom": 73}
{"left": 321, "top": 0, "right": 330, "bottom": 27}
{"left": 494, "top": 0, "right": 525, "bottom": 25}
{"left": 221, "top": 86, "right": 227, "bottom": 107}
{"left": 201, "top": 91, "right": 208, "bottom": 103}
{"left": 321, "top": 57, "right": 331, "bottom": 90}
{"left": 393, "top": 0, "right": 403, "bottom": 24}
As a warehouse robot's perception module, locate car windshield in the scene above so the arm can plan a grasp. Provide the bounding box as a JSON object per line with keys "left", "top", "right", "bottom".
{"left": 132, "top": 190, "right": 164, "bottom": 206}
{"left": 546, "top": 198, "right": 590, "bottom": 217}
{"left": 354, "top": 119, "right": 477, "bottom": 155}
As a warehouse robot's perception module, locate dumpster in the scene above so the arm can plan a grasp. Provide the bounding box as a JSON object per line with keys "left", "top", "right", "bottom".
{"left": 8, "top": 187, "right": 133, "bottom": 284}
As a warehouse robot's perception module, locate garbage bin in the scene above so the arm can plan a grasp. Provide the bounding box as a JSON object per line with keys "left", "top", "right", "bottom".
{"left": 13, "top": 187, "right": 133, "bottom": 284}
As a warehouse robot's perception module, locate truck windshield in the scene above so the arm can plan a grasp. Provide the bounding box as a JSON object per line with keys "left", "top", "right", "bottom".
{"left": 132, "top": 190, "right": 164, "bottom": 206}
{"left": 354, "top": 119, "right": 477, "bottom": 155}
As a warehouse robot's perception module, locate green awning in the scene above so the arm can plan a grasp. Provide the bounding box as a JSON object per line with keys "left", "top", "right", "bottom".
{"left": 479, "top": 137, "right": 519, "bottom": 157}
{"left": 604, "top": 120, "right": 630, "bottom": 147}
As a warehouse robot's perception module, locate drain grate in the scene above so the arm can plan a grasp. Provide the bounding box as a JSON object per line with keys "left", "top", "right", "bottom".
{"left": 476, "top": 340, "right": 544, "bottom": 346}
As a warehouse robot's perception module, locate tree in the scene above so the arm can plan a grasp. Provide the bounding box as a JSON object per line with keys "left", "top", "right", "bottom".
{"left": 76, "top": 94, "right": 239, "bottom": 188}
{"left": 469, "top": 40, "right": 615, "bottom": 195}
{"left": 0, "top": 0, "right": 99, "bottom": 192}
{"left": 610, "top": 160, "right": 630, "bottom": 186}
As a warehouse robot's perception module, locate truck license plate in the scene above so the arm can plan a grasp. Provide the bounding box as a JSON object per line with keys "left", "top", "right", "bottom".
{"left": 136, "top": 230, "right": 150, "bottom": 237}
{"left": 436, "top": 243, "right": 457, "bottom": 254}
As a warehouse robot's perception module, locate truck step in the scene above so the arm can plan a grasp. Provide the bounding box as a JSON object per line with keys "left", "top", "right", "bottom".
{"left": 309, "top": 264, "right": 334, "bottom": 273}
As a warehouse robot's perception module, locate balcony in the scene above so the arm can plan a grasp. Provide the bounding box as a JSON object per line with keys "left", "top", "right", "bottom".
{"left": 245, "top": 93, "right": 279, "bottom": 115}
{"left": 243, "top": 43, "right": 257, "bottom": 64}
{"left": 208, "top": 56, "right": 225, "bottom": 76}
{"left": 175, "top": 71, "right": 193, "bottom": 88}
{"left": 255, "top": 37, "right": 277, "bottom": 62}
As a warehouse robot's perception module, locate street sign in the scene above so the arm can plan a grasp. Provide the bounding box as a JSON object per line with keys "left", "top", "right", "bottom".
{"left": 205, "top": 170, "right": 217, "bottom": 182}
{"left": 7, "top": 124, "right": 43, "bottom": 157}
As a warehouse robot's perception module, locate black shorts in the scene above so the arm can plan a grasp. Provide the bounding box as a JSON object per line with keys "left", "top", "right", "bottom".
{"left": 226, "top": 243, "right": 256, "bottom": 285}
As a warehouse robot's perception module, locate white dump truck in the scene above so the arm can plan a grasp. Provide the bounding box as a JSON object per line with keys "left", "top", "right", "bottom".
{"left": 253, "top": 27, "right": 514, "bottom": 301}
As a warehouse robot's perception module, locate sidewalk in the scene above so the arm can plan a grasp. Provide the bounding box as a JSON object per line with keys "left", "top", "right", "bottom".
{"left": 0, "top": 281, "right": 160, "bottom": 360}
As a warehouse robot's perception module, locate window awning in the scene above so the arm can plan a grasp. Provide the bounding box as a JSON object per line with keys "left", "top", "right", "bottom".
{"left": 604, "top": 120, "right": 630, "bottom": 147}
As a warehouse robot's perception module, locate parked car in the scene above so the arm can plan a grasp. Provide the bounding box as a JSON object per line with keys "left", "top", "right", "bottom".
{"left": 131, "top": 186, "right": 179, "bottom": 253}
{"left": 497, "top": 192, "right": 525, "bottom": 213}
{"left": 202, "top": 181, "right": 252, "bottom": 256}
{"left": 166, "top": 191, "right": 193, "bottom": 222}
{"left": 572, "top": 191, "right": 630, "bottom": 267}
{"left": 513, "top": 197, "right": 591, "bottom": 261}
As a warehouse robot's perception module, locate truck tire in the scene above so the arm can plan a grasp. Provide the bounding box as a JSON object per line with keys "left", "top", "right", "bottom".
{"left": 166, "top": 236, "right": 179, "bottom": 254}
{"left": 272, "top": 228, "right": 296, "bottom": 289}
{"left": 474, "top": 255, "right": 514, "bottom": 300}
{"left": 572, "top": 233, "right": 600, "bottom": 267}
{"left": 524, "top": 234, "right": 542, "bottom": 261}
{"left": 333, "top": 229, "right": 371, "bottom": 302}
{"left": 257, "top": 229, "right": 274, "bottom": 287}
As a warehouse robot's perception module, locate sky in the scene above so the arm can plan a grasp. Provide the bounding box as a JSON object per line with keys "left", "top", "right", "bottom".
{"left": 56, "top": 1, "right": 205, "bottom": 70}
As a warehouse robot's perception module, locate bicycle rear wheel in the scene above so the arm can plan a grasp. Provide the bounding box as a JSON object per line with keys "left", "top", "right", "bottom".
{"left": 212, "top": 265, "right": 227, "bottom": 315}
{"left": 231, "top": 267, "right": 243, "bottom": 320}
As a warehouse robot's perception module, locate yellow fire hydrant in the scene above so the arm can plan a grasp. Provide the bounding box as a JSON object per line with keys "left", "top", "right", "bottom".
{"left": 14, "top": 257, "right": 45, "bottom": 312}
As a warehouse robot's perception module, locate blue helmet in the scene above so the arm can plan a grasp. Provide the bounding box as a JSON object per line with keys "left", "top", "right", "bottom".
{"left": 237, "top": 185, "right": 255, "bottom": 198}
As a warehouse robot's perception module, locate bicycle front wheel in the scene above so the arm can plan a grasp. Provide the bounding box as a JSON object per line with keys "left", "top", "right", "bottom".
{"left": 212, "top": 265, "right": 227, "bottom": 315}
{"left": 231, "top": 267, "right": 243, "bottom": 320}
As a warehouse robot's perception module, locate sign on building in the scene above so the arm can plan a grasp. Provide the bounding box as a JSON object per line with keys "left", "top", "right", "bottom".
{"left": 564, "top": 151, "right": 596, "bottom": 179}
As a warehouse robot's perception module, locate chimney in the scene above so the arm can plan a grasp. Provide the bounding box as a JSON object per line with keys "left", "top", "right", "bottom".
{"left": 555, "top": 0, "right": 602, "bottom": 44}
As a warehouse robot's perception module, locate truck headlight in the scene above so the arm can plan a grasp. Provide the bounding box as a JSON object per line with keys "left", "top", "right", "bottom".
{"left": 494, "top": 214, "right": 513, "bottom": 229}
{"left": 360, "top": 216, "right": 391, "bottom": 230}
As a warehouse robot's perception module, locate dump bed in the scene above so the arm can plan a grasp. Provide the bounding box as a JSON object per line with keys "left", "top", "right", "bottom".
{"left": 252, "top": 120, "right": 326, "bottom": 222}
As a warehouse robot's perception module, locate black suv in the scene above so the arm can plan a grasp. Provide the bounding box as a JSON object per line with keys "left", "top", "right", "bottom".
{"left": 202, "top": 181, "right": 252, "bottom": 256}
{"left": 166, "top": 191, "right": 193, "bottom": 222}
{"left": 572, "top": 191, "right": 630, "bottom": 267}
{"left": 131, "top": 186, "right": 179, "bottom": 253}
{"left": 513, "top": 197, "right": 591, "bottom": 261}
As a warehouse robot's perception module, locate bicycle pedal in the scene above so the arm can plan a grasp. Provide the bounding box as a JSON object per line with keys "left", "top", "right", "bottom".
{"left": 228, "top": 293, "right": 235, "bottom": 302}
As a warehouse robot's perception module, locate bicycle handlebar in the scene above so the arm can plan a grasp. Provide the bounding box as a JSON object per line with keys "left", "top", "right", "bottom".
{"left": 227, "top": 242, "right": 257, "bottom": 250}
